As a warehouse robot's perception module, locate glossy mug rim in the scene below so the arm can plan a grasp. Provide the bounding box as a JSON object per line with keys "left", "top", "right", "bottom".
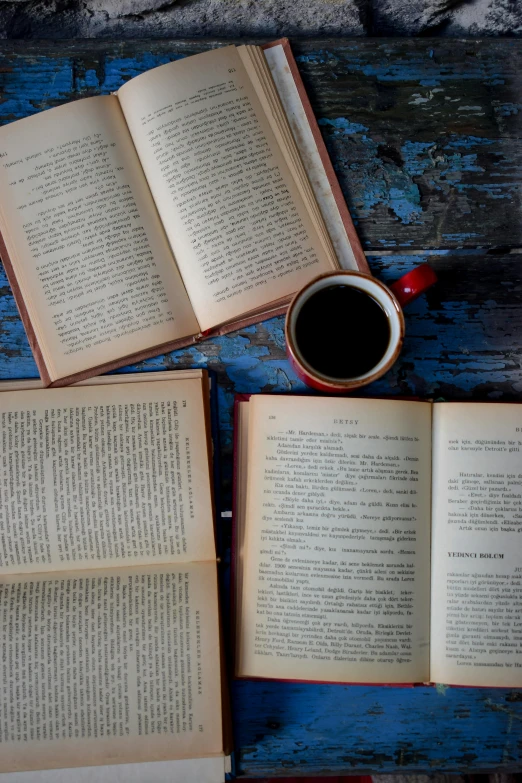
{"left": 285, "top": 271, "right": 406, "bottom": 392}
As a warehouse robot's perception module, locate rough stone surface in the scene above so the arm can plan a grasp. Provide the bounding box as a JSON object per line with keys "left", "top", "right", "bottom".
{"left": 0, "top": 0, "right": 520, "bottom": 38}
{"left": 373, "top": 0, "right": 522, "bottom": 36}
{"left": 0, "top": 0, "right": 366, "bottom": 38}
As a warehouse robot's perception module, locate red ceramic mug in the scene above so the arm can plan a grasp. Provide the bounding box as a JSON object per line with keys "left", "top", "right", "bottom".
{"left": 285, "top": 264, "right": 437, "bottom": 393}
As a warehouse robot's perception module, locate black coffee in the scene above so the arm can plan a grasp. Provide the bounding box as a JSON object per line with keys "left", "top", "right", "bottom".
{"left": 294, "top": 285, "right": 390, "bottom": 379}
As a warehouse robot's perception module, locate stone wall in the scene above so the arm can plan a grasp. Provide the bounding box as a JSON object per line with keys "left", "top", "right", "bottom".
{"left": 0, "top": 0, "right": 520, "bottom": 39}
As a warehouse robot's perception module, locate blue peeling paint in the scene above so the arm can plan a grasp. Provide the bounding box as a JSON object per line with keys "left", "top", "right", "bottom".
{"left": 0, "top": 60, "right": 74, "bottom": 121}
{"left": 298, "top": 46, "right": 513, "bottom": 90}
{"left": 318, "top": 121, "right": 518, "bottom": 240}
{"left": 444, "top": 136, "right": 495, "bottom": 149}
{"left": 320, "top": 120, "right": 427, "bottom": 224}
{"left": 495, "top": 102, "right": 522, "bottom": 117}
{"left": 441, "top": 233, "right": 482, "bottom": 242}
{"left": 318, "top": 116, "right": 369, "bottom": 135}
{"left": 75, "top": 68, "right": 100, "bottom": 92}
{"left": 295, "top": 51, "right": 330, "bottom": 66}
{"left": 233, "top": 680, "right": 522, "bottom": 774}
{"left": 388, "top": 185, "right": 423, "bottom": 224}
{"left": 101, "top": 53, "right": 186, "bottom": 92}
{"left": 401, "top": 141, "right": 435, "bottom": 177}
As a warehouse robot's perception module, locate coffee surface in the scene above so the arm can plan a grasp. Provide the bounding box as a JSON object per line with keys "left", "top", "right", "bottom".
{"left": 294, "top": 285, "right": 390, "bottom": 379}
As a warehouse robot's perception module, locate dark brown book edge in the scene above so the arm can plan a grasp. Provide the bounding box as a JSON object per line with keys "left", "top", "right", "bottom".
{"left": 218, "top": 565, "right": 234, "bottom": 757}
{"left": 198, "top": 371, "right": 234, "bottom": 757}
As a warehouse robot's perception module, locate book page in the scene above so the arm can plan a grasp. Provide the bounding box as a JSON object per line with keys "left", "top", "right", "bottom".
{"left": 117, "top": 46, "right": 337, "bottom": 332}
{"left": 237, "top": 396, "right": 432, "bottom": 684}
{"left": 0, "top": 757, "right": 227, "bottom": 783}
{"left": 430, "top": 403, "right": 522, "bottom": 686}
{"left": 263, "top": 43, "right": 363, "bottom": 271}
{"left": 237, "top": 46, "right": 336, "bottom": 258}
{"left": 0, "top": 377, "right": 215, "bottom": 574}
{"left": 0, "top": 96, "right": 199, "bottom": 381}
{"left": 0, "top": 561, "right": 223, "bottom": 772}
{"left": 0, "top": 368, "right": 206, "bottom": 393}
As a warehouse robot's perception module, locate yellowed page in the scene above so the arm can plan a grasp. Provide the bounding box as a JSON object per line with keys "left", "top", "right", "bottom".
{"left": 0, "top": 756, "right": 225, "bottom": 783}
{"left": 117, "top": 47, "right": 336, "bottom": 332}
{"left": 237, "top": 46, "right": 334, "bottom": 255}
{"left": 0, "top": 368, "right": 206, "bottom": 393}
{"left": 0, "top": 377, "right": 215, "bottom": 574}
{"left": 263, "top": 43, "right": 360, "bottom": 270}
{"left": 237, "top": 396, "right": 432, "bottom": 684}
{"left": 430, "top": 403, "right": 522, "bottom": 686}
{"left": 0, "top": 757, "right": 227, "bottom": 783}
{"left": 0, "top": 561, "right": 223, "bottom": 772}
{"left": 0, "top": 96, "right": 199, "bottom": 381}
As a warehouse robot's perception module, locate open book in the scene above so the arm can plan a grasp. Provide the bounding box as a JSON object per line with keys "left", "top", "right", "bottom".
{"left": 234, "top": 395, "right": 522, "bottom": 687}
{"left": 0, "top": 40, "right": 367, "bottom": 388}
{"left": 0, "top": 370, "right": 229, "bottom": 781}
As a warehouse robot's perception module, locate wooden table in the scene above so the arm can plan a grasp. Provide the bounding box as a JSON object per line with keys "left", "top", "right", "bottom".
{"left": 1, "top": 38, "right": 521, "bottom": 777}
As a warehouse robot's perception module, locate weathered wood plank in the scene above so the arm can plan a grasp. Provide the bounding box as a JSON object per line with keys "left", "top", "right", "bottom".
{"left": 0, "top": 39, "right": 520, "bottom": 250}
{"left": 232, "top": 680, "right": 522, "bottom": 776}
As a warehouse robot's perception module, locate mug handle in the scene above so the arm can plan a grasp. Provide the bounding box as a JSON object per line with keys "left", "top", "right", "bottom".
{"left": 389, "top": 262, "right": 437, "bottom": 308}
